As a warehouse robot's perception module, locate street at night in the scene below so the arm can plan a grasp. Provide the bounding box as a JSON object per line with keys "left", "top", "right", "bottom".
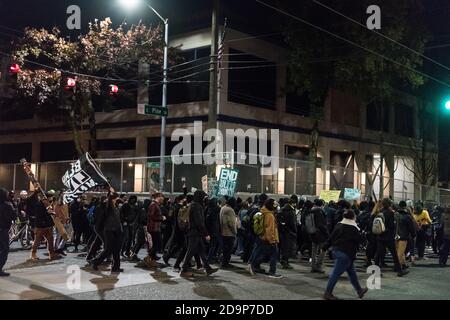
{"left": 1, "top": 0, "right": 450, "bottom": 309}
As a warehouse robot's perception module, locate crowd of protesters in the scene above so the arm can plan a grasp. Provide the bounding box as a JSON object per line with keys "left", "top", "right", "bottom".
{"left": 1, "top": 186, "right": 449, "bottom": 300}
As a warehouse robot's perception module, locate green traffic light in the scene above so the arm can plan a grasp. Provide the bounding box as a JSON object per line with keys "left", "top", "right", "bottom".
{"left": 446, "top": 101, "right": 450, "bottom": 110}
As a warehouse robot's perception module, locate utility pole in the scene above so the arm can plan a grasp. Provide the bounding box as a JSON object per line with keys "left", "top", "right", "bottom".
{"left": 207, "top": 0, "right": 219, "bottom": 179}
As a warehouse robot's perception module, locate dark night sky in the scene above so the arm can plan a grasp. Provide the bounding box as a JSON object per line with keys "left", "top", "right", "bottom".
{"left": 1, "top": 0, "right": 450, "bottom": 180}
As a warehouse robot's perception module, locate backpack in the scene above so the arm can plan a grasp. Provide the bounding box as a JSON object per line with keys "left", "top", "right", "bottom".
{"left": 372, "top": 213, "right": 386, "bottom": 235}
{"left": 304, "top": 212, "right": 317, "bottom": 235}
{"left": 178, "top": 205, "right": 190, "bottom": 232}
{"left": 253, "top": 212, "right": 265, "bottom": 236}
{"left": 245, "top": 207, "right": 260, "bottom": 234}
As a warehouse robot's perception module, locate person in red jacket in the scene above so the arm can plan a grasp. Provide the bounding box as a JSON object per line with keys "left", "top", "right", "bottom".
{"left": 147, "top": 192, "right": 166, "bottom": 267}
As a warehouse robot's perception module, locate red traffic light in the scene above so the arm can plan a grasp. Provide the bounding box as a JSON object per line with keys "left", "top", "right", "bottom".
{"left": 9, "top": 63, "right": 20, "bottom": 74}
{"left": 66, "top": 78, "right": 76, "bottom": 88}
{"left": 109, "top": 84, "right": 119, "bottom": 95}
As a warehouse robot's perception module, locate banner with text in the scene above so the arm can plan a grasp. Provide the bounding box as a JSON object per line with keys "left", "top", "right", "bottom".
{"left": 319, "top": 190, "right": 341, "bottom": 203}
{"left": 217, "top": 168, "right": 239, "bottom": 198}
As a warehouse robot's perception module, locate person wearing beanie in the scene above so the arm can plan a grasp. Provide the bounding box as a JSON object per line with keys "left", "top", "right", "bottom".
{"left": 322, "top": 209, "right": 368, "bottom": 300}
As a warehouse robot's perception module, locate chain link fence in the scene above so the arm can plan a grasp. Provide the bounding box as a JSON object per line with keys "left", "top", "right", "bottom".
{"left": 1, "top": 154, "right": 448, "bottom": 206}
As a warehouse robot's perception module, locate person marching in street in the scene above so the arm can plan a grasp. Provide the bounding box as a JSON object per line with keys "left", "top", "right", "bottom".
{"left": 91, "top": 192, "right": 124, "bottom": 273}
{"left": 128, "top": 199, "right": 148, "bottom": 262}
{"left": 277, "top": 195, "right": 298, "bottom": 269}
{"left": 87, "top": 196, "right": 107, "bottom": 262}
{"left": 308, "top": 199, "right": 329, "bottom": 273}
{"left": 180, "top": 190, "right": 218, "bottom": 277}
{"left": 53, "top": 191, "right": 70, "bottom": 256}
{"left": 0, "top": 188, "right": 16, "bottom": 277}
{"left": 147, "top": 192, "right": 166, "bottom": 267}
{"left": 29, "top": 191, "right": 60, "bottom": 261}
{"left": 322, "top": 209, "right": 368, "bottom": 300}
{"left": 431, "top": 205, "right": 444, "bottom": 255}
{"left": 413, "top": 202, "right": 432, "bottom": 260}
{"left": 163, "top": 195, "right": 186, "bottom": 266}
{"left": 375, "top": 198, "right": 409, "bottom": 276}
{"left": 69, "top": 195, "right": 90, "bottom": 253}
{"left": 439, "top": 208, "right": 450, "bottom": 267}
{"left": 395, "top": 201, "right": 416, "bottom": 270}
{"left": 220, "top": 197, "right": 238, "bottom": 269}
{"left": 206, "top": 197, "right": 221, "bottom": 265}
{"left": 249, "top": 198, "right": 282, "bottom": 278}
{"left": 120, "top": 195, "right": 139, "bottom": 259}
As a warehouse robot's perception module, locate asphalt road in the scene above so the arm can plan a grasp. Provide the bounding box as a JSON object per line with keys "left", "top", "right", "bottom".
{"left": 1, "top": 242, "right": 448, "bottom": 300}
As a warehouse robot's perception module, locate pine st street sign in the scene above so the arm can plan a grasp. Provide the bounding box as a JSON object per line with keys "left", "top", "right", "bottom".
{"left": 138, "top": 104, "right": 168, "bottom": 117}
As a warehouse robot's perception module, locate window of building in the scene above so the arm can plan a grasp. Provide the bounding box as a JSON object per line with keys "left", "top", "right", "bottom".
{"left": 366, "top": 101, "right": 389, "bottom": 132}
{"left": 148, "top": 46, "right": 210, "bottom": 106}
{"left": 286, "top": 91, "right": 311, "bottom": 117}
{"left": 97, "top": 139, "right": 136, "bottom": 151}
{"left": 331, "top": 91, "right": 360, "bottom": 127}
{"left": 394, "top": 103, "right": 414, "bottom": 137}
{"left": 0, "top": 143, "right": 32, "bottom": 163}
{"left": 227, "top": 48, "right": 276, "bottom": 110}
{"left": 285, "top": 145, "right": 310, "bottom": 161}
{"left": 40, "top": 141, "right": 77, "bottom": 162}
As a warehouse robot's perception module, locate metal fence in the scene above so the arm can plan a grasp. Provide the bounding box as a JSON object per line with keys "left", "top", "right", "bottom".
{"left": 1, "top": 154, "right": 448, "bottom": 206}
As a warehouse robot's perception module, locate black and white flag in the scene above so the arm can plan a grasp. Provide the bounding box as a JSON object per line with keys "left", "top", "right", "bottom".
{"left": 62, "top": 153, "right": 109, "bottom": 204}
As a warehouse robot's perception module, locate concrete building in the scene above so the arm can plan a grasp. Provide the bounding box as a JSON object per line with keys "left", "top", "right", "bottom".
{"left": 0, "top": 27, "right": 439, "bottom": 201}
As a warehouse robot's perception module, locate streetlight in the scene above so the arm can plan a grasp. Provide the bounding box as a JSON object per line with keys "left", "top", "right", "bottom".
{"left": 119, "top": 0, "right": 168, "bottom": 192}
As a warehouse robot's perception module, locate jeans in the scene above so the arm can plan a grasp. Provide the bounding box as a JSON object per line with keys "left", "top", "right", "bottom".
{"left": 251, "top": 242, "right": 278, "bottom": 275}
{"left": 311, "top": 242, "right": 325, "bottom": 271}
{"left": 0, "top": 229, "right": 9, "bottom": 271}
{"left": 236, "top": 229, "right": 245, "bottom": 255}
{"left": 222, "top": 236, "right": 235, "bottom": 266}
{"left": 249, "top": 237, "right": 263, "bottom": 266}
{"left": 439, "top": 238, "right": 450, "bottom": 266}
{"left": 326, "top": 249, "right": 362, "bottom": 294}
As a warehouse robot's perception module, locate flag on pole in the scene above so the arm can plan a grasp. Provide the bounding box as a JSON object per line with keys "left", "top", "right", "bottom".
{"left": 217, "top": 17, "right": 228, "bottom": 78}
{"left": 62, "top": 152, "right": 110, "bottom": 204}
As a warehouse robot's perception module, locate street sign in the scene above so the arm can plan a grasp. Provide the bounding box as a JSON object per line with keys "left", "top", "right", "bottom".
{"left": 138, "top": 104, "right": 168, "bottom": 117}
{"left": 147, "top": 162, "right": 160, "bottom": 169}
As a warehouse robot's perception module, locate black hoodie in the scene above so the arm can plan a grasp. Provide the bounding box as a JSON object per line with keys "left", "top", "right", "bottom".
{"left": 187, "top": 191, "right": 208, "bottom": 238}
{"left": 0, "top": 189, "right": 16, "bottom": 230}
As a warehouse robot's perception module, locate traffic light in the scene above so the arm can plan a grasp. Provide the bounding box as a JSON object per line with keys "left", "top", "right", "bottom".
{"left": 109, "top": 84, "right": 119, "bottom": 95}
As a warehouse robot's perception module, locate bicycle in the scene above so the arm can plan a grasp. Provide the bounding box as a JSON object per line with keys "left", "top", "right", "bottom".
{"left": 9, "top": 218, "right": 34, "bottom": 248}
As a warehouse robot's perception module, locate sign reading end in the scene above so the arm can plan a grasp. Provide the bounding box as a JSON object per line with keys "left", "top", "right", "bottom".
{"left": 138, "top": 104, "right": 168, "bottom": 117}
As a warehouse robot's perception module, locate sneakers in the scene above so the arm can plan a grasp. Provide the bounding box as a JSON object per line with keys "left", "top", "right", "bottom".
{"left": 358, "top": 287, "right": 369, "bottom": 299}
{"left": 0, "top": 271, "right": 10, "bottom": 277}
{"left": 268, "top": 273, "right": 283, "bottom": 279}
{"left": 205, "top": 267, "right": 219, "bottom": 275}
{"left": 111, "top": 268, "right": 124, "bottom": 273}
{"left": 323, "top": 292, "right": 339, "bottom": 300}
